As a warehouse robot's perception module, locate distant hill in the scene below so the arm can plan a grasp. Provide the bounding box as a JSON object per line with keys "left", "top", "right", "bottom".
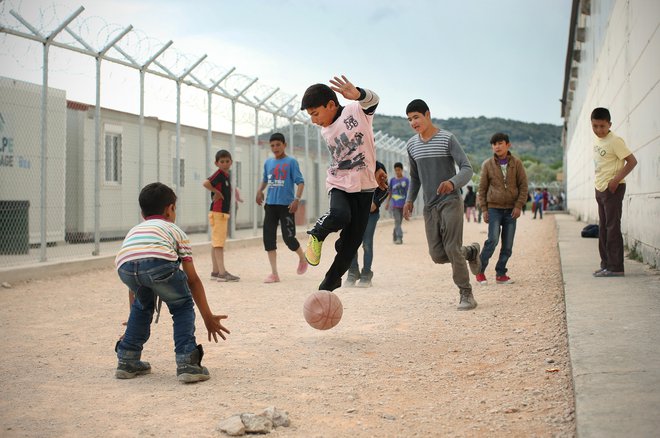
{"left": 373, "top": 114, "right": 563, "bottom": 169}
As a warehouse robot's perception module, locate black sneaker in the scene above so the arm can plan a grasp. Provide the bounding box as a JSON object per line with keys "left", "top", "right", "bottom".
{"left": 116, "top": 359, "right": 151, "bottom": 379}
{"left": 177, "top": 345, "right": 210, "bottom": 383}
{"left": 115, "top": 342, "right": 151, "bottom": 379}
{"left": 356, "top": 270, "right": 373, "bottom": 288}
{"left": 345, "top": 269, "right": 359, "bottom": 287}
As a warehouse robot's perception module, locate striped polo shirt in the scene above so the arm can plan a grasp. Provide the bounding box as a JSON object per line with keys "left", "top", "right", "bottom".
{"left": 115, "top": 215, "right": 193, "bottom": 269}
{"left": 406, "top": 129, "right": 473, "bottom": 208}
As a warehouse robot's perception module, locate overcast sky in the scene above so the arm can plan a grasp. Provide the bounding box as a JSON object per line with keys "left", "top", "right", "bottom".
{"left": 1, "top": 0, "right": 572, "bottom": 126}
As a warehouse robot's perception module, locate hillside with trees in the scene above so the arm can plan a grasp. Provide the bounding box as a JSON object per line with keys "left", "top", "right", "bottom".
{"left": 373, "top": 114, "right": 563, "bottom": 184}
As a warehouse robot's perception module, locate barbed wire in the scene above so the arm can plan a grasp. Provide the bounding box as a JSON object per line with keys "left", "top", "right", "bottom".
{"left": 0, "top": 1, "right": 310, "bottom": 136}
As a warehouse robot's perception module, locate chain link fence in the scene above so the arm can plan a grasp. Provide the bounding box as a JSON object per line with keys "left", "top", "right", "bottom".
{"left": 0, "top": 2, "right": 408, "bottom": 269}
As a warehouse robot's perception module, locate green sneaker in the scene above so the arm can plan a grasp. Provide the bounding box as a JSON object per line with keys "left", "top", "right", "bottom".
{"left": 305, "top": 235, "right": 323, "bottom": 266}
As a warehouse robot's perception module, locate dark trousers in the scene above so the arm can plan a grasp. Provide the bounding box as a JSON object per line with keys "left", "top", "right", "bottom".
{"left": 309, "top": 188, "right": 373, "bottom": 291}
{"left": 595, "top": 184, "right": 626, "bottom": 272}
{"left": 263, "top": 204, "right": 300, "bottom": 252}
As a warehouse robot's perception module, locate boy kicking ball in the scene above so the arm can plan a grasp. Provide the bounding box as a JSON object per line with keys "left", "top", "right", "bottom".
{"left": 300, "top": 75, "right": 387, "bottom": 291}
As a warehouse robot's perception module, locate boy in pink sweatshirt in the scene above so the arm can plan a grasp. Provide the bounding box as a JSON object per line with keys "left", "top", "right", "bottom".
{"left": 300, "top": 75, "right": 387, "bottom": 291}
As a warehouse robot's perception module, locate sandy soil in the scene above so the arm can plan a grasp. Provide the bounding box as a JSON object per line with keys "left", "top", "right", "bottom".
{"left": 0, "top": 214, "right": 575, "bottom": 437}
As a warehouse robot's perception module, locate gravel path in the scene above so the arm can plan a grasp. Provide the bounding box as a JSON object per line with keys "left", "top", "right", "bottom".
{"left": 0, "top": 213, "right": 575, "bottom": 437}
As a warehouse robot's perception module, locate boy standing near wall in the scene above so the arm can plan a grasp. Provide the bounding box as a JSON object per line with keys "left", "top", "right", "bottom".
{"left": 203, "top": 150, "right": 240, "bottom": 282}
{"left": 475, "top": 133, "right": 528, "bottom": 285}
{"left": 403, "top": 99, "right": 481, "bottom": 311}
{"left": 591, "top": 107, "right": 638, "bottom": 277}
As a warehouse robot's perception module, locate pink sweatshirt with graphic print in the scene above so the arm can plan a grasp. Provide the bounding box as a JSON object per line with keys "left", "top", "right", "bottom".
{"left": 321, "top": 102, "right": 377, "bottom": 193}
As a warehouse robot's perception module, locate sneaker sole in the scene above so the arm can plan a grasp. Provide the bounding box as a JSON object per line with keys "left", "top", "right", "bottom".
{"left": 115, "top": 369, "right": 151, "bottom": 379}
{"left": 593, "top": 271, "right": 624, "bottom": 277}
{"left": 304, "top": 255, "right": 320, "bottom": 266}
{"left": 457, "top": 303, "right": 477, "bottom": 311}
{"left": 177, "top": 373, "right": 211, "bottom": 383}
{"left": 217, "top": 278, "right": 240, "bottom": 282}
{"left": 468, "top": 243, "right": 482, "bottom": 275}
{"left": 496, "top": 280, "right": 515, "bottom": 284}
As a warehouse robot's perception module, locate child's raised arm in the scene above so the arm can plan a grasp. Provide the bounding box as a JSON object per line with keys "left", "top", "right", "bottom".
{"left": 181, "top": 260, "right": 230, "bottom": 342}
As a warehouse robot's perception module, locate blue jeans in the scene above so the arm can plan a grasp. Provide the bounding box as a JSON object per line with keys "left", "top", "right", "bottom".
{"left": 117, "top": 258, "right": 197, "bottom": 357}
{"left": 350, "top": 211, "right": 380, "bottom": 273}
{"left": 392, "top": 207, "right": 404, "bottom": 240}
{"left": 480, "top": 208, "right": 517, "bottom": 276}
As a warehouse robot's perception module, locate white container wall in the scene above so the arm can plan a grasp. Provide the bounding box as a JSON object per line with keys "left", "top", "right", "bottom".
{"left": 562, "top": 0, "right": 660, "bottom": 267}
{"left": 0, "top": 77, "right": 66, "bottom": 245}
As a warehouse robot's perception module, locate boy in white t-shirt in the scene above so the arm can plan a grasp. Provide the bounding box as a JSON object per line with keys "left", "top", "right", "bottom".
{"left": 300, "top": 75, "right": 387, "bottom": 291}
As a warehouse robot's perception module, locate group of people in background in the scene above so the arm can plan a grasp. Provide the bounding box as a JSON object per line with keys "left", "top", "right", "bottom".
{"left": 465, "top": 185, "right": 565, "bottom": 222}
{"left": 111, "top": 69, "right": 637, "bottom": 385}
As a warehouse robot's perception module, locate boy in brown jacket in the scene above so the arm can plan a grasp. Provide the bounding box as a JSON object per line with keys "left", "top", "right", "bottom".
{"left": 476, "top": 133, "right": 528, "bottom": 285}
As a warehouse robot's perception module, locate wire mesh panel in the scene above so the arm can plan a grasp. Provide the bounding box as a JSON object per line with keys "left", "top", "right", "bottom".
{"left": 0, "top": 76, "right": 67, "bottom": 265}
{"left": 0, "top": 2, "right": 413, "bottom": 270}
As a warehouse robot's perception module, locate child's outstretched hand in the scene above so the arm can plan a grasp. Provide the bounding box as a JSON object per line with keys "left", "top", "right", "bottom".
{"left": 203, "top": 314, "right": 230, "bottom": 342}
{"left": 329, "top": 75, "right": 360, "bottom": 101}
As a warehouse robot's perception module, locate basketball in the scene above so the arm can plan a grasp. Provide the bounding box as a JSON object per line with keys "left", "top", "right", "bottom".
{"left": 303, "top": 290, "right": 343, "bottom": 330}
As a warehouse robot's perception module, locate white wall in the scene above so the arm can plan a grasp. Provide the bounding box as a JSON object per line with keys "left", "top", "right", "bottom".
{"left": 0, "top": 77, "right": 66, "bottom": 244}
{"left": 66, "top": 105, "right": 312, "bottom": 238}
{"left": 563, "top": 0, "right": 660, "bottom": 267}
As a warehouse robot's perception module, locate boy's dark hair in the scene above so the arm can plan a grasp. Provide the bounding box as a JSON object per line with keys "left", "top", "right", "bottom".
{"left": 300, "top": 84, "right": 339, "bottom": 110}
{"left": 394, "top": 162, "right": 403, "bottom": 169}
{"left": 591, "top": 107, "right": 611, "bottom": 122}
{"left": 215, "top": 149, "right": 232, "bottom": 162}
{"left": 405, "top": 99, "right": 430, "bottom": 115}
{"left": 139, "top": 182, "right": 177, "bottom": 217}
{"left": 269, "top": 132, "right": 286, "bottom": 143}
{"left": 490, "top": 132, "right": 510, "bottom": 144}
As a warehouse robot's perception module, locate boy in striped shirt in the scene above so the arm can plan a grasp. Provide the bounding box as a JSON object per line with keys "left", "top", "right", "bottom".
{"left": 115, "top": 182, "right": 230, "bottom": 383}
{"left": 403, "top": 99, "right": 481, "bottom": 311}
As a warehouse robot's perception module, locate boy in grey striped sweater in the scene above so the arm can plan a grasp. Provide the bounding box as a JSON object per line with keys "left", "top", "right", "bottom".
{"left": 402, "top": 99, "right": 481, "bottom": 310}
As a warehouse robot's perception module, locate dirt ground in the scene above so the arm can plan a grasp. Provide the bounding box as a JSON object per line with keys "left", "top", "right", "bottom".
{"left": 0, "top": 214, "right": 575, "bottom": 437}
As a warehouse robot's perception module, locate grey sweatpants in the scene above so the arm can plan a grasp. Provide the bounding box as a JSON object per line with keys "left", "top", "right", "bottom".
{"left": 423, "top": 197, "right": 472, "bottom": 294}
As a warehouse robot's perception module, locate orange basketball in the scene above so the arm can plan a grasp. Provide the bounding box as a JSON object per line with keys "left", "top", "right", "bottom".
{"left": 303, "top": 290, "right": 343, "bottom": 330}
